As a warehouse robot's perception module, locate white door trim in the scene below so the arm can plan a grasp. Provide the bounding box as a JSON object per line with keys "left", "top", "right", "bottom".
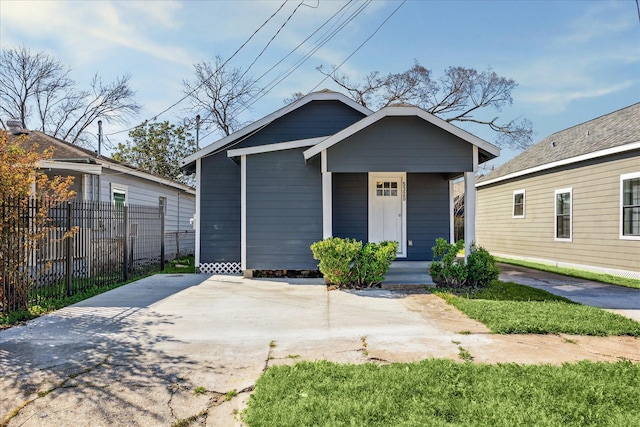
{"left": 368, "top": 172, "right": 407, "bottom": 257}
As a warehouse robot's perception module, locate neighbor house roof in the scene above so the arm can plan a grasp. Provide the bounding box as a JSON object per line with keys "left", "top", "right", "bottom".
{"left": 303, "top": 104, "right": 500, "bottom": 163}
{"left": 477, "top": 103, "right": 640, "bottom": 187}
{"left": 180, "top": 89, "right": 373, "bottom": 170}
{"left": 5, "top": 129, "right": 195, "bottom": 193}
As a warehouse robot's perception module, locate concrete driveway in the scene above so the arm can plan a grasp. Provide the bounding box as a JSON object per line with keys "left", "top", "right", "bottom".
{"left": 499, "top": 264, "right": 640, "bottom": 321}
{"left": 1, "top": 272, "right": 639, "bottom": 427}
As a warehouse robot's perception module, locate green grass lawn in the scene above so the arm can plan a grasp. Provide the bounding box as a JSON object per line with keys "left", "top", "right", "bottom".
{"left": 497, "top": 257, "right": 640, "bottom": 289}
{"left": 436, "top": 281, "right": 640, "bottom": 336}
{"left": 244, "top": 359, "right": 640, "bottom": 427}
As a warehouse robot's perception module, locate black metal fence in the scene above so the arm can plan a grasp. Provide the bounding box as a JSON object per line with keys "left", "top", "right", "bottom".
{"left": 1, "top": 198, "right": 166, "bottom": 314}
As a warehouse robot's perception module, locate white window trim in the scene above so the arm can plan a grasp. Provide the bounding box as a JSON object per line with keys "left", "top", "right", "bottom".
{"left": 554, "top": 188, "right": 572, "bottom": 242}
{"left": 620, "top": 171, "right": 640, "bottom": 241}
{"left": 111, "top": 183, "right": 128, "bottom": 206}
{"left": 512, "top": 189, "right": 525, "bottom": 219}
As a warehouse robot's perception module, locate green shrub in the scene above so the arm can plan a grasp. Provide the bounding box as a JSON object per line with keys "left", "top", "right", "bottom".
{"left": 310, "top": 238, "right": 398, "bottom": 288}
{"left": 429, "top": 238, "right": 467, "bottom": 287}
{"left": 466, "top": 243, "right": 500, "bottom": 287}
{"left": 310, "top": 237, "right": 361, "bottom": 287}
{"left": 352, "top": 241, "right": 398, "bottom": 287}
{"left": 429, "top": 238, "right": 499, "bottom": 288}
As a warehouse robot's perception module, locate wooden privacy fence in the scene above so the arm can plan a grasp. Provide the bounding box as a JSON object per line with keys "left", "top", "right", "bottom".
{"left": 0, "top": 198, "right": 166, "bottom": 314}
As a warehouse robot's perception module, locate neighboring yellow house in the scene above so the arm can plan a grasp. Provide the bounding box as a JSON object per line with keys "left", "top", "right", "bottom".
{"left": 476, "top": 103, "right": 640, "bottom": 279}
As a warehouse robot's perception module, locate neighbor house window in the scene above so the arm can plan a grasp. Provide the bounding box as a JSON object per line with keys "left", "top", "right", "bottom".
{"left": 555, "top": 188, "right": 572, "bottom": 241}
{"left": 621, "top": 172, "right": 640, "bottom": 239}
{"left": 111, "top": 184, "right": 128, "bottom": 208}
{"left": 513, "top": 190, "right": 525, "bottom": 218}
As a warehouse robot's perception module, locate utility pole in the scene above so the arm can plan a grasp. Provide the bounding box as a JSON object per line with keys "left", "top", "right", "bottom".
{"left": 195, "top": 114, "right": 201, "bottom": 150}
{"left": 97, "top": 120, "right": 103, "bottom": 158}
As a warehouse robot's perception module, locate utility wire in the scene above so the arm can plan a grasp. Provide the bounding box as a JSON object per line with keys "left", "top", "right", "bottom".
{"left": 309, "top": 0, "right": 406, "bottom": 93}
{"left": 198, "top": 0, "right": 401, "bottom": 145}
{"left": 199, "top": 0, "right": 370, "bottom": 142}
{"left": 246, "top": 0, "right": 370, "bottom": 109}
{"left": 238, "top": 0, "right": 312, "bottom": 82}
{"left": 105, "top": 0, "right": 289, "bottom": 137}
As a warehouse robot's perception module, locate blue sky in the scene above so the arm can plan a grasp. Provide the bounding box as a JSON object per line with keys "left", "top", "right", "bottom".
{"left": 1, "top": 0, "right": 638, "bottom": 167}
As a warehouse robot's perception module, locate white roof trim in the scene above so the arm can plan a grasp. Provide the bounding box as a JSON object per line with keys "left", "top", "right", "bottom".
{"left": 228, "top": 137, "right": 327, "bottom": 158}
{"left": 38, "top": 160, "right": 102, "bottom": 175}
{"left": 102, "top": 163, "right": 195, "bottom": 194}
{"left": 303, "top": 106, "right": 499, "bottom": 161}
{"left": 181, "top": 91, "right": 373, "bottom": 167}
{"left": 477, "top": 140, "right": 640, "bottom": 187}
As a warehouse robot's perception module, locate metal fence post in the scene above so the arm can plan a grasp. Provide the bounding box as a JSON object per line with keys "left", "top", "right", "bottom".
{"left": 160, "top": 207, "right": 165, "bottom": 271}
{"left": 65, "top": 201, "right": 73, "bottom": 296}
{"left": 123, "top": 205, "right": 129, "bottom": 281}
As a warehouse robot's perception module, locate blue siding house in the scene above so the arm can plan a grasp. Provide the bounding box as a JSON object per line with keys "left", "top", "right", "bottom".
{"left": 181, "top": 90, "right": 499, "bottom": 275}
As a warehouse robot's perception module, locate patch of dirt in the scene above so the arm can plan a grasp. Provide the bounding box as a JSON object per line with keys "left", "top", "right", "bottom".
{"left": 401, "top": 293, "right": 640, "bottom": 365}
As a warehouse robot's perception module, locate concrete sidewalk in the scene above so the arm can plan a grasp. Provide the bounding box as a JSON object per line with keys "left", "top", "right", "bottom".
{"left": 1, "top": 271, "right": 638, "bottom": 427}
{"left": 499, "top": 263, "right": 640, "bottom": 321}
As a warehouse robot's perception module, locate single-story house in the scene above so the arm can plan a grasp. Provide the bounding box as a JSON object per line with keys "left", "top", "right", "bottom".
{"left": 181, "top": 90, "right": 499, "bottom": 275}
{"left": 5, "top": 124, "right": 196, "bottom": 259}
{"left": 476, "top": 103, "right": 640, "bottom": 279}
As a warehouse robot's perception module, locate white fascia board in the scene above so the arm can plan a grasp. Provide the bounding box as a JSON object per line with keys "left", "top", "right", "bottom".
{"left": 102, "top": 162, "right": 196, "bottom": 194}
{"left": 38, "top": 160, "right": 102, "bottom": 175}
{"left": 303, "top": 106, "right": 499, "bottom": 161}
{"left": 227, "top": 137, "right": 327, "bottom": 158}
{"left": 181, "top": 91, "right": 373, "bottom": 167}
{"left": 476, "top": 140, "right": 640, "bottom": 188}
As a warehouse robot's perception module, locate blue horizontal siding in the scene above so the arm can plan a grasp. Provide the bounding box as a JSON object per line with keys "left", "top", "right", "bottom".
{"left": 406, "top": 173, "right": 450, "bottom": 261}
{"left": 246, "top": 149, "right": 322, "bottom": 270}
{"left": 236, "top": 100, "right": 366, "bottom": 149}
{"left": 199, "top": 153, "right": 241, "bottom": 263}
{"left": 327, "top": 116, "right": 473, "bottom": 173}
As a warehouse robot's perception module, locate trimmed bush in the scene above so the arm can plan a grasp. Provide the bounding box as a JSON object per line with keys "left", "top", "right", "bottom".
{"left": 311, "top": 238, "right": 398, "bottom": 288}
{"left": 466, "top": 243, "right": 500, "bottom": 287}
{"left": 429, "top": 238, "right": 499, "bottom": 288}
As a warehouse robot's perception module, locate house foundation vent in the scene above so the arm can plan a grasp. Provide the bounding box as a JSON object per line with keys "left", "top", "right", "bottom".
{"left": 198, "top": 262, "right": 242, "bottom": 275}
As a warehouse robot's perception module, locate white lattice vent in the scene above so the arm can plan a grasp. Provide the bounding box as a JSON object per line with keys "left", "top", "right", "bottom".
{"left": 198, "top": 262, "right": 242, "bottom": 275}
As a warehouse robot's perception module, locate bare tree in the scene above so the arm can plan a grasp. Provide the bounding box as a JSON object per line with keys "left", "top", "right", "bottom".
{"left": 183, "top": 56, "right": 256, "bottom": 137}
{"left": 318, "top": 61, "right": 533, "bottom": 150}
{"left": 0, "top": 46, "right": 141, "bottom": 145}
{"left": 283, "top": 91, "right": 305, "bottom": 105}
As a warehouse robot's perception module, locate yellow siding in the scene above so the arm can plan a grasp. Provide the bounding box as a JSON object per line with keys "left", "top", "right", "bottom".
{"left": 476, "top": 153, "right": 640, "bottom": 276}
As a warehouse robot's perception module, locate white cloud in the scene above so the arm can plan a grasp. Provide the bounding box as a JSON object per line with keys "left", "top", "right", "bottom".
{"left": 519, "top": 80, "right": 635, "bottom": 114}
{"left": 1, "top": 0, "right": 195, "bottom": 67}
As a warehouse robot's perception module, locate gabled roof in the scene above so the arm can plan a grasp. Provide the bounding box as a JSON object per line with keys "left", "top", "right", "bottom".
{"left": 180, "top": 89, "right": 373, "bottom": 169}
{"left": 227, "top": 136, "right": 326, "bottom": 159}
{"left": 477, "top": 103, "right": 640, "bottom": 187}
{"left": 303, "top": 105, "right": 500, "bottom": 163}
{"left": 5, "top": 129, "right": 195, "bottom": 193}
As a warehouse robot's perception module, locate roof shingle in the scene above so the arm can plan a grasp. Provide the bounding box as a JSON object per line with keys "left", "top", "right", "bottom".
{"left": 478, "top": 102, "right": 640, "bottom": 183}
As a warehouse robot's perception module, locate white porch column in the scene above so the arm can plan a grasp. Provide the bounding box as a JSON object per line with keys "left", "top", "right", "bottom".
{"left": 464, "top": 146, "right": 479, "bottom": 260}
{"left": 194, "top": 158, "right": 201, "bottom": 267}
{"left": 240, "top": 155, "right": 247, "bottom": 271}
{"left": 449, "top": 179, "right": 455, "bottom": 243}
{"left": 464, "top": 172, "right": 476, "bottom": 259}
{"left": 321, "top": 150, "right": 332, "bottom": 239}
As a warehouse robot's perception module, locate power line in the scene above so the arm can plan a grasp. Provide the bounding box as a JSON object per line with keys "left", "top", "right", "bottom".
{"left": 246, "top": 0, "right": 371, "bottom": 109}
{"left": 238, "top": 0, "right": 315, "bottom": 82}
{"left": 199, "top": 0, "right": 371, "bottom": 143}
{"left": 309, "top": 0, "right": 406, "bottom": 93}
{"left": 105, "top": 0, "right": 289, "bottom": 137}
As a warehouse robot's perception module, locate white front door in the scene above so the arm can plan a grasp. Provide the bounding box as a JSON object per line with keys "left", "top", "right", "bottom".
{"left": 368, "top": 173, "right": 406, "bottom": 257}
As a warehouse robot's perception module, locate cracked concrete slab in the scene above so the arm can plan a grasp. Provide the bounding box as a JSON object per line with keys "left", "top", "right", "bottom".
{"left": 1, "top": 271, "right": 639, "bottom": 427}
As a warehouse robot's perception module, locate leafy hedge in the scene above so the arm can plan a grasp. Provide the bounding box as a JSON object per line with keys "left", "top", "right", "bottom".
{"left": 429, "top": 238, "right": 499, "bottom": 288}
{"left": 310, "top": 237, "right": 398, "bottom": 288}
